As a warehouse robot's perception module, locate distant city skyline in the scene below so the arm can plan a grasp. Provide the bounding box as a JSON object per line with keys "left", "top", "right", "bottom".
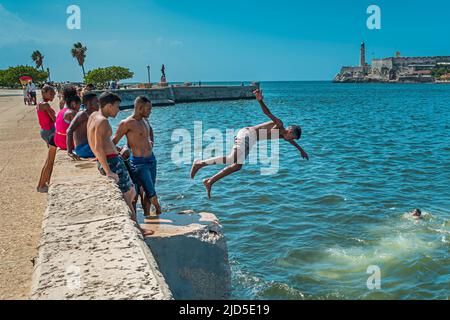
{"left": 1, "top": 0, "right": 449, "bottom": 82}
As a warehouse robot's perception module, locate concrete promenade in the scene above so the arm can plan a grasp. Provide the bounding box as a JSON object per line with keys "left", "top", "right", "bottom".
{"left": 0, "top": 91, "right": 48, "bottom": 299}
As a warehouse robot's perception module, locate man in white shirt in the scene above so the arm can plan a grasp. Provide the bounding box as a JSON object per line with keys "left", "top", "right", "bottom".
{"left": 27, "top": 80, "right": 37, "bottom": 105}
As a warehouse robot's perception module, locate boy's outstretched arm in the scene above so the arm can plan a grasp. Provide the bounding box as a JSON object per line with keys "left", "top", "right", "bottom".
{"left": 288, "top": 140, "right": 309, "bottom": 161}
{"left": 253, "top": 89, "right": 284, "bottom": 128}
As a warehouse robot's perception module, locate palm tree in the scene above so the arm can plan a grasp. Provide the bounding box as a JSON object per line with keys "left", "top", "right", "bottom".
{"left": 31, "top": 50, "right": 45, "bottom": 71}
{"left": 71, "top": 42, "right": 87, "bottom": 78}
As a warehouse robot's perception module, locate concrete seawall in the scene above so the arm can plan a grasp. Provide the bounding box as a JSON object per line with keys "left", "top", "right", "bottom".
{"left": 94, "top": 83, "right": 260, "bottom": 108}
{"left": 30, "top": 152, "right": 230, "bottom": 300}
{"left": 144, "top": 212, "right": 231, "bottom": 300}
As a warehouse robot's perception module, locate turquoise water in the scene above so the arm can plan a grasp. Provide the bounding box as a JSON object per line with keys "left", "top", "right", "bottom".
{"left": 111, "top": 81, "right": 450, "bottom": 300}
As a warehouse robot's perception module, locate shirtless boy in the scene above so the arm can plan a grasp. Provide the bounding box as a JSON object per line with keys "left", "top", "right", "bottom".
{"left": 87, "top": 92, "right": 152, "bottom": 236}
{"left": 191, "top": 89, "right": 309, "bottom": 198}
{"left": 112, "top": 96, "right": 162, "bottom": 216}
{"left": 67, "top": 92, "right": 99, "bottom": 159}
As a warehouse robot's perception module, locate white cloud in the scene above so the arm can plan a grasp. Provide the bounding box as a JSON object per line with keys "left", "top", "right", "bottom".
{"left": 156, "top": 37, "right": 164, "bottom": 46}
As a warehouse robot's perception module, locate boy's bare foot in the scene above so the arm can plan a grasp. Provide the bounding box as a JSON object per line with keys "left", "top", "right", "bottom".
{"left": 151, "top": 197, "right": 162, "bottom": 215}
{"left": 138, "top": 225, "right": 155, "bottom": 237}
{"left": 203, "top": 178, "right": 212, "bottom": 199}
{"left": 190, "top": 160, "right": 204, "bottom": 179}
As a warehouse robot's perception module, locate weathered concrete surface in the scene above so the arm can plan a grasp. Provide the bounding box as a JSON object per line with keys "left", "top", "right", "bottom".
{"left": 171, "top": 84, "right": 258, "bottom": 103}
{"left": 30, "top": 152, "right": 231, "bottom": 300}
{"left": 95, "top": 83, "right": 260, "bottom": 109}
{"left": 30, "top": 152, "right": 172, "bottom": 300}
{"left": 143, "top": 211, "right": 231, "bottom": 300}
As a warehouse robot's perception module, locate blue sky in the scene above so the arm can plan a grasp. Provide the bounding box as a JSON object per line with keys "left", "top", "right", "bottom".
{"left": 1, "top": 0, "right": 449, "bottom": 82}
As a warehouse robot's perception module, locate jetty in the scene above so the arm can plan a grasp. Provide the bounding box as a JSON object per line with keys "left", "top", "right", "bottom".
{"left": 94, "top": 82, "right": 260, "bottom": 109}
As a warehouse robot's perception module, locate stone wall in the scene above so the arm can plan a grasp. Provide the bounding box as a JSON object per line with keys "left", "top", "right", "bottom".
{"left": 95, "top": 83, "right": 259, "bottom": 109}
{"left": 144, "top": 212, "right": 231, "bottom": 300}
{"left": 29, "top": 152, "right": 231, "bottom": 300}
{"left": 172, "top": 84, "right": 258, "bottom": 103}
{"left": 371, "top": 58, "right": 393, "bottom": 73}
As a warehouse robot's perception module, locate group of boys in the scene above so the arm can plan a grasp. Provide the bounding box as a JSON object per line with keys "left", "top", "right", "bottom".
{"left": 68, "top": 91, "right": 161, "bottom": 236}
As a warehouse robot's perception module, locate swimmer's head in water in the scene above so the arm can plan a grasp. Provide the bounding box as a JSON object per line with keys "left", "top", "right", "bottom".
{"left": 285, "top": 125, "right": 302, "bottom": 140}
{"left": 412, "top": 208, "right": 422, "bottom": 217}
{"left": 41, "top": 85, "right": 56, "bottom": 102}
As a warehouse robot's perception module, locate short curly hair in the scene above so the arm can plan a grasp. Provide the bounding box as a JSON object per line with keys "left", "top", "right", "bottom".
{"left": 287, "top": 125, "right": 302, "bottom": 139}
{"left": 63, "top": 85, "right": 78, "bottom": 101}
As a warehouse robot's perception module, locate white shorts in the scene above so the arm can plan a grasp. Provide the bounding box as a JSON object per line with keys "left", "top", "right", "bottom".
{"left": 233, "top": 128, "right": 257, "bottom": 161}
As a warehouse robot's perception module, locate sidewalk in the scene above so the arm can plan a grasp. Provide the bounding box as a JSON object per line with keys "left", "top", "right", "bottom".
{"left": 0, "top": 93, "right": 48, "bottom": 299}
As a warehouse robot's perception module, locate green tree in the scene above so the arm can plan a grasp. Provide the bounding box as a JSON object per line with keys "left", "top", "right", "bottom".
{"left": 0, "top": 66, "right": 48, "bottom": 88}
{"left": 71, "top": 42, "right": 88, "bottom": 78}
{"left": 31, "top": 50, "right": 45, "bottom": 71}
{"left": 0, "top": 70, "right": 6, "bottom": 87}
{"left": 431, "top": 66, "right": 450, "bottom": 78}
{"left": 84, "top": 66, "right": 134, "bottom": 87}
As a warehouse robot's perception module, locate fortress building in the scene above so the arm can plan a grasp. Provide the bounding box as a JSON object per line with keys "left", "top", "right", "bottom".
{"left": 333, "top": 43, "right": 450, "bottom": 83}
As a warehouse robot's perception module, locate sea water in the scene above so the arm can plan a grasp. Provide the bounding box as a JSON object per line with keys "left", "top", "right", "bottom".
{"left": 111, "top": 81, "right": 450, "bottom": 300}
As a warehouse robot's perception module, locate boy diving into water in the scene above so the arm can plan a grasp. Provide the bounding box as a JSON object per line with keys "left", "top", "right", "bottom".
{"left": 191, "top": 89, "right": 309, "bottom": 198}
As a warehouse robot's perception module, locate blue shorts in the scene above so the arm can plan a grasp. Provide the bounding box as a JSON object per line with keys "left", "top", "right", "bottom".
{"left": 129, "top": 154, "right": 157, "bottom": 199}
{"left": 75, "top": 143, "right": 95, "bottom": 158}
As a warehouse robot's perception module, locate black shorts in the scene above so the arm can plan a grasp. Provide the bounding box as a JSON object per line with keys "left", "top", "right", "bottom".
{"left": 40, "top": 128, "right": 56, "bottom": 147}
{"left": 97, "top": 156, "right": 134, "bottom": 193}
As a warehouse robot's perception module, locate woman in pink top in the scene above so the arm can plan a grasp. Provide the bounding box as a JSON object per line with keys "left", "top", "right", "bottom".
{"left": 54, "top": 95, "right": 81, "bottom": 150}
{"left": 36, "top": 85, "right": 57, "bottom": 193}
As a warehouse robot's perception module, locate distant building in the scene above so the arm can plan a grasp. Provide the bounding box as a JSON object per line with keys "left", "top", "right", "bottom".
{"left": 333, "top": 43, "right": 450, "bottom": 83}
{"left": 437, "top": 73, "right": 450, "bottom": 83}
{"left": 360, "top": 42, "right": 366, "bottom": 67}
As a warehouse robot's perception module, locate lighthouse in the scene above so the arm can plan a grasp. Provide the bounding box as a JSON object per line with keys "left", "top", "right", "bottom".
{"left": 360, "top": 42, "right": 366, "bottom": 67}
